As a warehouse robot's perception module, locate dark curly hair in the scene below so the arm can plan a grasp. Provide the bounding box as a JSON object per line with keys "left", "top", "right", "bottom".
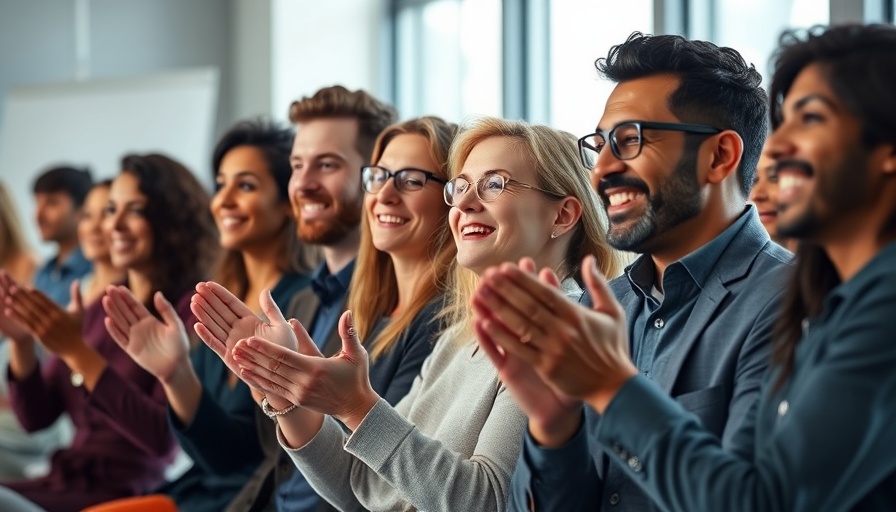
{"left": 120, "top": 153, "right": 219, "bottom": 303}
{"left": 596, "top": 31, "right": 768, "bottom": 197}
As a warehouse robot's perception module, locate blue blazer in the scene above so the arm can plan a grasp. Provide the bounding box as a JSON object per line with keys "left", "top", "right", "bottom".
{"left": 594, "top": 240, "right": 896, "bottom": 511}
{"left": 510, "top": 208, "right": 793, "bottom": 511}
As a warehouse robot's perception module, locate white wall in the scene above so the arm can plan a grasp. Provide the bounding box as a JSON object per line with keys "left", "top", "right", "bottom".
{"left": 270, "top": 0, "right": 390, "bottom": 121}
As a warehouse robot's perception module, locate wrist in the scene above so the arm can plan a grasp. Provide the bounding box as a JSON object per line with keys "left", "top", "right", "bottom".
{"left": 585, "top": 364, "right": 638, "bottom": 414}
{"left": 528, "top": 407, "right": 583, "bottom": 448}
{"left": 261, "top": 395, "right": 299, "bottom": 419}
{"left": 338, "top": 390, "right": 379, "bottom": 432}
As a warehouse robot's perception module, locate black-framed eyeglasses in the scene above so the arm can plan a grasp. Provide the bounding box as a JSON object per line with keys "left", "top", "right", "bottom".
{"left": 443, "top": 172, "right": 564, "bottom": 206}
{"left": 577, "top": 121, "right": 722, "bottom": 168}
{"left": 361, "top": 165, "right": 446, "bottom": 194}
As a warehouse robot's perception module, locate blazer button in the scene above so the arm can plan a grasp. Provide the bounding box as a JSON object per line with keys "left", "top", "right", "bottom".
{"left": 778, "top": 400, "right": 789, "bottom": 417}
{"left": 654, "top": 318, "right": 664, "bottom": 329}
{"left": 627, "top": 456, "right": 643, "bottom": 472}
{"left": 609, "top": 493, "right": 620, "bottom": 505}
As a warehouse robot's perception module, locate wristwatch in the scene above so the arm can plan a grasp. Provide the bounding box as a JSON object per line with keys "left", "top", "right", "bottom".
{"left": 70, "top": 371, "right": 85, "bottom": 387}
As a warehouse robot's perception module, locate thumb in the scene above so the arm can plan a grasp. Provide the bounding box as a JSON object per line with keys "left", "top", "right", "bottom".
{"left": 154, "top": 292, "right": 182, "bottom": 328}
{"left": 260, "top": 289, "right": 287, "bottom": 324}
{"left": 338, "top": 310, "right": 365, "bottom": 359}
{"left": 69, "top": 280, "right": 83, "bottom": 313}
{"left": 288, "top": 318, "right": 322, "bottom": 357}
{"left": 582, "top": 255, "right": 623, "bottom": 318}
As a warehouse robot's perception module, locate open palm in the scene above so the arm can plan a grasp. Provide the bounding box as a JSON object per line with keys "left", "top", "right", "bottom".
{"left": 191, "top": 281, "right": 299, "bottom": 378}
{"left": 103, "top": 286, "right": 190, "bottom": 383}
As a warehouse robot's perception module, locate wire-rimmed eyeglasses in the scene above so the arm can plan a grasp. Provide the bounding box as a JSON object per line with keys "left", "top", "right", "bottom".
{"left": 443, "top": 172, "right": 564, "bottom": 206}
{"left": 361, "top": 165, "right": 446, "bottom": 194}
{"left": 578, "top": 121, "right": 721, "bottom": 168}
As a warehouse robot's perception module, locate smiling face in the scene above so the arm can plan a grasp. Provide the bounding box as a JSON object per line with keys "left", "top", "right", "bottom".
{"left": 365, "top": 133, "right": 447, "bottom": 261}
{"left": 769, "top": 63, "right": 874, "bottom": 242}
{"left": 77, "top": 184, "right": 111, "bottom": 262}
{"left": 212, "top": 145, "right": 291, "bottom": 251}
{"left": 287, "top": 118, "right": 365, "bottom": 247}
{"left": 593, "top": 75, "right": 704, "bottom": 254}
{"left": 448, "top": 136, "right": 559, "bottom": 275}
{"left": 103, "top": 172, "right": 153, "bottom": 272}
{"left": 749, "top": 151, "right": 783, "bottom": 239}
{"left": 35, "top": 191, "right": 79, "bottom": 243}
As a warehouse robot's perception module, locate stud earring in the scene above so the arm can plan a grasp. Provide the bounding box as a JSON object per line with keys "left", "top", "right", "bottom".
{"left": 550, "top": 229, "right": 558, "bottom": 239}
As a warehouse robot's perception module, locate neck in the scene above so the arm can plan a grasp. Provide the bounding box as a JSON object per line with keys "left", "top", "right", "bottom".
{"left": 390, "top": 255, "right": 428, "bottom": 317}
{"left": 127, "top": 269, "right": 154, "bottom": 304}
{"left": 240, "top": 246, "right": 285, "bottom": 310}
{"left": 55, "top": 238, "right": 79, "bottom": 264}
{"left": 92, "top": 259, "right": 125, "bottom": 289}
{"left": 321, "top": 228, "right": 360, "bottom": 275}
{"left": 821, "top": 208, "right": 896, "bottom": 282}
{"left": 648, "top": 203, "right": 743, "bottom": 288}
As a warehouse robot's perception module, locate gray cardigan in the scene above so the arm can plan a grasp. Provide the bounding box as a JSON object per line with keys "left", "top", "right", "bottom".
{"left": 279, "top": 324, "right": 525, "bottom": 511}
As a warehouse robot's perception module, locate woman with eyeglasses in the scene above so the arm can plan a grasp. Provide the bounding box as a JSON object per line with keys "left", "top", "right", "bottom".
{"left": 195, "top": 116, "right": 623, "bottom": 511}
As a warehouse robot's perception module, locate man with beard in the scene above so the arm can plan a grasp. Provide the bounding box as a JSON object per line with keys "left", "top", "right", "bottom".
{"left": 470, "top": 33, "right": 792, "bottom": 511}
{"left": 475, "top": 24, "right": 896, "bottom": 511}
{"left": 226, "top": 85, "right": 396, "bottom": 512}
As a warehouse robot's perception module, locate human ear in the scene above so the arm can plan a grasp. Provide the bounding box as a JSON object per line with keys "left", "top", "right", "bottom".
{"left": 706, "top": 130, "right": 744, "bottom": 185}
{"left": 551, "top": 196, "right": 583, "bottom": 238}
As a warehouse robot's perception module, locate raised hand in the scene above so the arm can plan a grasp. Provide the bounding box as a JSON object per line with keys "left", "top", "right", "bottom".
{"left": 103, "top": 286, "right": 190, "bottom": 383}
{"left": 231, "top": 310, "right": 379, "bottom": 431}
{"left": 2, "top": 277, "right": 86, "bottom": 357}
{"left": 473, "top": 255, "right": 638, "bottom": 416}
{"left": 473, "top": 259, "right": 583, "bottom": 447}
{"left": 191, "top": 282, "right": 299, "bottom": 379}
{"left": 0, "top": 272, "right": 32, "bottom": 343}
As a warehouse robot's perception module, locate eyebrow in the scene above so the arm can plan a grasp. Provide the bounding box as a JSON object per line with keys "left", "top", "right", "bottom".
{"left": 456, "top": 168, "right": 507, "bottom": 180}
{"left": 216, "top": 170, "right": 259, "bottom": 180}
{"left": 791, "top": 94, "right": 838, "bottom": 111}
{"left": 291, "top": 152, "right": 347, "bottom": 163}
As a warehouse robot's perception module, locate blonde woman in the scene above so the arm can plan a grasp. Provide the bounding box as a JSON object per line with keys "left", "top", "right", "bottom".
{"left": 202, "top": 117, "right": 622, "bottom": 511}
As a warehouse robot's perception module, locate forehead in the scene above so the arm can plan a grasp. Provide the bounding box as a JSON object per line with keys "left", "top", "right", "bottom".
{"left": 460, "top": 136, "right": 535, "bottom": 179}
{"left": 291, "top": 118, "right": 360, "bottom": 159}
{"left": 598, "top": 74, "right": 681, "bottom": 129}
{"left": 377, "top": 133, "right": 438, "bottom": 171}
{"left": 219, "top": 145, "right": 272, "bottom": 176}
{"left": 780, "top": 63, "right": 838, "bottom": 111}
{"left": 109, "top": 173, "right": 145, "bottom": 200}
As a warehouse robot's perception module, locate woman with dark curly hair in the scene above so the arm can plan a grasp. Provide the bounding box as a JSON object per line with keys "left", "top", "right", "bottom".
{"left": 0, "top": 153, "right": 218, "bottom": 512}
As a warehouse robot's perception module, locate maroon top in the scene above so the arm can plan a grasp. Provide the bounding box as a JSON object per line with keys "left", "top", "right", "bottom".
{"left": 2, "top": 291, "right": 193, "bottom": 512}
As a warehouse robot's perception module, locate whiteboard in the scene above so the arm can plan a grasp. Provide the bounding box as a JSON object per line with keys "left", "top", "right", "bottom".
{"left": 0, "top": 68, "right": 219, "bottom": 257}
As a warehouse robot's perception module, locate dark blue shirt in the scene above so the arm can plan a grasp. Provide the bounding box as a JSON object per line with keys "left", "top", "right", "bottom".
{"left": 33, "top": 246, "right": 92, "bottom": 306}
{"left": 277, "top": 260, "right": 354, "bottom": 512}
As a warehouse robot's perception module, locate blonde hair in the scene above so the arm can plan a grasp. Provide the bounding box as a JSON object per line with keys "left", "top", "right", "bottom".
{"left": 0, "top": 182, "right": 31, "bottom": 269}
{"left": 347, "top": 116, "right": 459, "bottom": 361}
{"left": 442, "top": 116, "right": 623, "bottom": 336}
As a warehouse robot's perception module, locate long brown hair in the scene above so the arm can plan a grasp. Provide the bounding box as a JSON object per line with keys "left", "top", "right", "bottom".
{"left": 0, "top": 182, "right": 31, "bottom": 269}
{"left": 346, "top": 116, "right": 458, "bottom": 361}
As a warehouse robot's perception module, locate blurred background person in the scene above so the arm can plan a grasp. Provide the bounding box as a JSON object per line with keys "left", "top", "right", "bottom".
{"left": 750, "top": 150, "right": 798, "bottom": 252}
{"left": 99, "top": 118, "right": 318, "bottom": 512}
{"left": 31, "top": 166, "right": 94, "bottom": 306}
{"left": 0, "top": 153, "right": 218, "bottom": 512}
{"left": 77, "top": 180, "right": 126, "bottom": 305}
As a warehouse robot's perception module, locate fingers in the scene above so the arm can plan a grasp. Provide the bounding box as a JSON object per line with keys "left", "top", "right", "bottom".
{"left": 103, "top": 286, "right": 144, "bottom": 328}
{"left": 104, "top": 316, "right": 131, "bottom": 349}
{"left": 154, "top": 292, "right": 182, "bottom": 329}
{"left": 200, "top": 282, "right": 252, "bottom": 324}
{"left": 190, "top": 296, "right": 230, "bottom": 343}
{"left": 260, "top": 289, "right": 287, "bottom": 324}
{"left": 581, "top": 255, "right": 624, "bottom": 319}
{"left": 232, "top": 337, "right": 307, "bottom": 399}
{"left": 195, "top": 322, "right": 227, "bottom": 360}
{"left": 474, "top": 315, "right": 540, "bottom": 366}
{"left": 290, "top": 319, "right": 323, "bottom": 357}
{"left": 474, "top": 318, "right": 507, "bottom": 369}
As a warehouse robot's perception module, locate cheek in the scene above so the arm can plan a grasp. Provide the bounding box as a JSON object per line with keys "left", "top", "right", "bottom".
{"left": 448, "top": 209, "right": 461, "bottom": 238}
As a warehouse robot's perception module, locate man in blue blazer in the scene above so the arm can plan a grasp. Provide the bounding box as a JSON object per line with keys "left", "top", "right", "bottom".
{"left": 471, "top": 32, "right": 792, "bottom": 511}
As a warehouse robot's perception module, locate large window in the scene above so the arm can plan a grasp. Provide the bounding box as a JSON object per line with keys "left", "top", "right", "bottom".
{"left": 394, "top": 0, "right": 502, "bottom": 121}
{"left": 548, "top": 0, "right": 653, "bottom": 136}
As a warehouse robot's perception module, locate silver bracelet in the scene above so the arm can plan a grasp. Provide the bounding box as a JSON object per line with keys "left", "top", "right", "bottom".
{"left": 261, "top": 396, "right": 297, "bottom": 419}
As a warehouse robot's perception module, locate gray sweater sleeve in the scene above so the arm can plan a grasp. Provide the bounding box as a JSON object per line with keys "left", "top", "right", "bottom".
{"left": 280, "top": 335, "right": 527, "bottom": 511}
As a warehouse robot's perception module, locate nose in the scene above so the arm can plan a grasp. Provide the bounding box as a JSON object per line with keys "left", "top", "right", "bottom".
{"left": 593, "top": 146, "right": 626, "bottom": 188}
{"left": 763, "top": 125, "right": 796, "bottom": 162}
{"left": 375, "top": 177, "right": 401, "bottom": 205}
{"left": 289, "top": 169, "right": 319, "bottom": 196}
{"left": 749, "top": 180, "right": 767, "bottom": 203}
{"left": 212, "top": 182, "right": 237, "bottom": 210}
{"left": 451, "top": 183, "right": 482, "bottom": 212}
